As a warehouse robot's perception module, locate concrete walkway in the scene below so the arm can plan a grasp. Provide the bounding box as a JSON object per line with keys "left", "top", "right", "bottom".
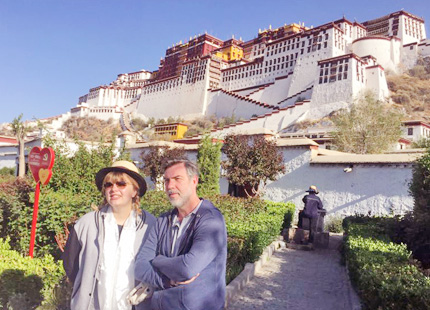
{"left": 226, "top": 235, "right": 362, "bottom": 310}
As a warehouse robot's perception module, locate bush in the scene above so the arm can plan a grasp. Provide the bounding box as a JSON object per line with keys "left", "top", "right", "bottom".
{"left": 197, "top": 135, "right": 222, "bottom": 197}
{"left": 343, "top": 216, "right": 430, "bottom": 310}
{"left": 9, "top": 188, "right": 93, "bottom": 259}
{"left": 0, "top": 177, "right": 33, "bottom": 243}
{"left": 0, "top": 167, "right": 14, "bottom": 176}
{"left": 0, "top": 238, "right": 65, "bottom": 310}
{"left": 1, "top": 138, "right": 120, "bottom": 258}
{"left": 407, "top": 147, "right": 430, "bottom": 259}
{"left": 325, "top": 215, "right": 344, "bottom": 233}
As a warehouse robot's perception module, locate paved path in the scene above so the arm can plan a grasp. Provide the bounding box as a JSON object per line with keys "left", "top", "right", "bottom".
{"left": 227, "top": 235, "right": 361, "bottom": 310}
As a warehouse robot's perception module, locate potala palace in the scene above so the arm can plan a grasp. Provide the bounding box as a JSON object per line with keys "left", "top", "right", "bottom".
{"left": 68, "top": 9, "right": 429, "bottom": 137}
{"left": 3, "top": 9, "right": 430, "bottom": 218}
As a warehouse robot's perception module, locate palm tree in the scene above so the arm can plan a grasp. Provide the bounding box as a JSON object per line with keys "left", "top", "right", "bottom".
{"left": 11, "top": 114, "right": 30, "bottom": 177}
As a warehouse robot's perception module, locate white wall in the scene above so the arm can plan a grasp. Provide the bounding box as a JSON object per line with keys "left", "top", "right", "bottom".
{"left": 205, "top": 101, "right": 311, "bottom": 137}
{"left": 418, "top": 40, "right": 430, "bottom": 58}
{"left": 249, "top": 74, "right": 293, "bottom": 105}
{"left": 0, "top": 145, "right": 17, "bottom": 169}
{"left": 137, "top": 79, "right": 209, "bottom": 119}
{"left": 365, "top": 66, "right": 389, "bottom": 100}
{"left": 352, "top": 37, "right": 401, "bottom": 73}
{"left": 127, "top": 142, "right": 415, "bottom": 223}
{"left": 264, "top": 146, "right": 414, "bottom": 221}
{"left": 206, "top": 90, "right": 275, "bottom": 119}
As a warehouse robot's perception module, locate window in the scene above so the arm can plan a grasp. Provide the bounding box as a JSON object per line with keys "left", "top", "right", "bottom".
{"left": 408, "top": 128, "right": 413, "bottom": 135}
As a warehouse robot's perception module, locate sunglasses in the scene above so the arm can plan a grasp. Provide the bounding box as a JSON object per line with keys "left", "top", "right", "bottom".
{"left": 103, "top": 181, "right": 128, "bottom": 189}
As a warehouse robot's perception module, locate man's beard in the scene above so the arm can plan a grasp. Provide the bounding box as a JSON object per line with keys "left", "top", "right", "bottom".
{"left": 167, "top": 190, "right": 190, "bottom": 209}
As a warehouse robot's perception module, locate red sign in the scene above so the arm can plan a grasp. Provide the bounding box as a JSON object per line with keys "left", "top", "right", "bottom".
{"left": 28, "top": 146, "right": 55, "bottom": 258}
{"left": 28, "top": 147, "right": 55, "bottom": 185}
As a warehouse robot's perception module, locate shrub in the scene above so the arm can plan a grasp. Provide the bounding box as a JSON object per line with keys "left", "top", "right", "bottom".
{"left": 210, "top": 195, "right": 295, "bottom": 281}
{"left": 0, "top": 177, "right": 33, "bottom": 243}
{"left": 1, "top": 138, "right": 121, "bottom": 258}
{"left": 0, "top": 238, "right": 65, "bottom": 310}
{"left": 8, "top": 188, "right": 93, "bottom": 259}
{"left": 0, "top": 167, "right": 14, "bottom": 176}
{"left": 343, "top": 216, "right": 430, "bottom": 310}
{"left": 140, "top": 146, "right": 186, "bottom": 188}
{"left": 408, "top": 147, "right": 430, "bottom": 258}
{"left": 197, "top": 135, "right": 222, "bottom": 197}
{"left": 140, "top": 190, "right": 171, "bottom": 216}
{"left": 222, "top": 134, "right": 285, "bottom": 197}
{"left": 325, "top": 215, "right": 344, "bottom": 233}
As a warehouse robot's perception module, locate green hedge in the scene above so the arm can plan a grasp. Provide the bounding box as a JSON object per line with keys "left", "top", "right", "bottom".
{"left": 343, "top": 216, "right": 430, "bottom": 310}
{"left": 0, "top": 238, "right": 66, "bottom": 310}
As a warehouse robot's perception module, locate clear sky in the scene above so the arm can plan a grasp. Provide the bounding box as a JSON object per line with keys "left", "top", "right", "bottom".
{"left": 0, "top": 0, "right": 429, "bottom": 125}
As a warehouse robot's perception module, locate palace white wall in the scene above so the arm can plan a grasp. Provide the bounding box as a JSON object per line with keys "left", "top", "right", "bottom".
{"left": 128, "top": 142, "right": 415, "bottom": 221}
{"left": 136, "top": 79, "right": 209, "bottom": 119}
{"left": 207, "top": 101, "right": 311, "bottom": 137}
{"left": 365, "top": 66, "right": 389, "bottom": 100}
{"left": 352, "top": 37, "right": 401, "bottom": 72}
{"left": 249, "top": 75, "right": 293, "bottom": 105}
{"left": 419, "top": 40, "right": 430, "bottom": 57}
{"left": 206, "top": 90, "right": 274, "bottom": 119}
{"left": 0, "top": 145, "right": 17, "bottom": 169}
{"left": 263, "top": 146, "right": 414, "bottom": 221}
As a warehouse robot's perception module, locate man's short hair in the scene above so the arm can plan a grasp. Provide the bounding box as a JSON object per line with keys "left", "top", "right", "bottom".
{"left": 162, "top": 159, "right": 199, "bottom": 179}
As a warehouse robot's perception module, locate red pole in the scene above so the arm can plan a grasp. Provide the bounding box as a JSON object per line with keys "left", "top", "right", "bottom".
{"left": 29, "top": 182, "right": 41, "bottom": 258}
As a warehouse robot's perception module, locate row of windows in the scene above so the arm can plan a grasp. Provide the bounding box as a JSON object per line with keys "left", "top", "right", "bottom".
{"left": 142, "top": 78, "right": 182, "bottom": 94}
{"left": 318, "top": 61, "right": 349, "bottom": 84}
{"left": 155, "top": 126, "right": 178, "bottom": 132}
{"left": 264, "top": 31, "right": 330, "bottom": 58}
{"left": 224, "top": 63, "right": 264, "bottom": 76}
{"left": 125, "top": 89, "right": 139, "bottom": 99}
{"left": 265, "top": 53, "right": 298, "bottom": 66}
{"left": 404, "top": 17, "right": 423, "bottom": 39}
{"left": 222, "top": 69, "right": 263, "bottom": 81}
{"left": 356, "top": 63, "right": 364, "bottom": 83}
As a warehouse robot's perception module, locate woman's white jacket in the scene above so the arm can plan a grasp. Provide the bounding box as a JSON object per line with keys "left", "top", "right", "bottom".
{"left": 62, "top": 205, "right": 156, "bottom": 310}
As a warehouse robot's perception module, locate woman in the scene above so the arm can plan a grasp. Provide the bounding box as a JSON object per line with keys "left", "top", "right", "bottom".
{"left": 62, "top": 160, "right": 156, "bottom": 310}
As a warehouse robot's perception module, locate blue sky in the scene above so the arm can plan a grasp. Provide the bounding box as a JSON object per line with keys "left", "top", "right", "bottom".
{"left": 0, "top": 0, "right": 429, "bottom": 125}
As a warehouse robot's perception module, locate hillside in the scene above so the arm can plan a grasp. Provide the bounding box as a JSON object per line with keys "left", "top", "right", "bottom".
{"left": 387, "top": 60, "right": 430, "bottom": 122}
{"left": 60, "top": 116, "right": 120, "bottom": 141}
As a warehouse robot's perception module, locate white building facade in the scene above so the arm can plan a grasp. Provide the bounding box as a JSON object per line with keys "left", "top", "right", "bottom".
{"left": 66, "top": 10, "right": 429, "bottom": 137}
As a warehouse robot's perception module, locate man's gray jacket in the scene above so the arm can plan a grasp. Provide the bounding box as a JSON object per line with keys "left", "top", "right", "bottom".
{"left": 134, "top": 199, "right": 227, "bottom": 310}
{"left": 62, "top": 206, "right": 156, "bottom": 310}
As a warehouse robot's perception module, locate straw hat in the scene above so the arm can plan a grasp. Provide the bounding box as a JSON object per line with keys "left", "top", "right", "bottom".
{"left": 306, "top": 185, "right": 319, "bottom": 194}
{"left": 95, "top": 160, "right": 147, "bottom": 197}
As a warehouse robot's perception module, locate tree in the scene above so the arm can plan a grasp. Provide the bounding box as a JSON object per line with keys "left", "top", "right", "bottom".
{"left": 407, "top": 148, "right": 430, "bottom": 259}
{"left": 412, "top": 137, "right": 430, "bottom": 149}
{"left": 222, "top": 134, "right": 285, "bottom": 197}
{"left": 331, "top": 91, "right": 404, "bottom": 154}
{"left": 10, "top": 114, "right": 31, "bottom": 177}
{"left": 197, "top": 135, "right": 222, "bottom": 196}
{"left": 140, "top": 146, "right": 186, "bottom": 189}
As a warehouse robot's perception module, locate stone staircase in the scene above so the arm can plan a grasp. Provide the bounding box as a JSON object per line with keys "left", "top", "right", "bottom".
{"left": 217, "top": 88, "right": 279, "bottom": 110}
{"left": 276, "top": 84, "right": 314, "bottom": 106}
{"left": 120, "top": 111, "right": 134, "bottom": 132}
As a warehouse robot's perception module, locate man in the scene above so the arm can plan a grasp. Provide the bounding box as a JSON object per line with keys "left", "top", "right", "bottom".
{"left": 135, "top": 159, "right": 227, "bottom": 310}
{"left": 301, "top": 185, "right": 324, "bottom": 243}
